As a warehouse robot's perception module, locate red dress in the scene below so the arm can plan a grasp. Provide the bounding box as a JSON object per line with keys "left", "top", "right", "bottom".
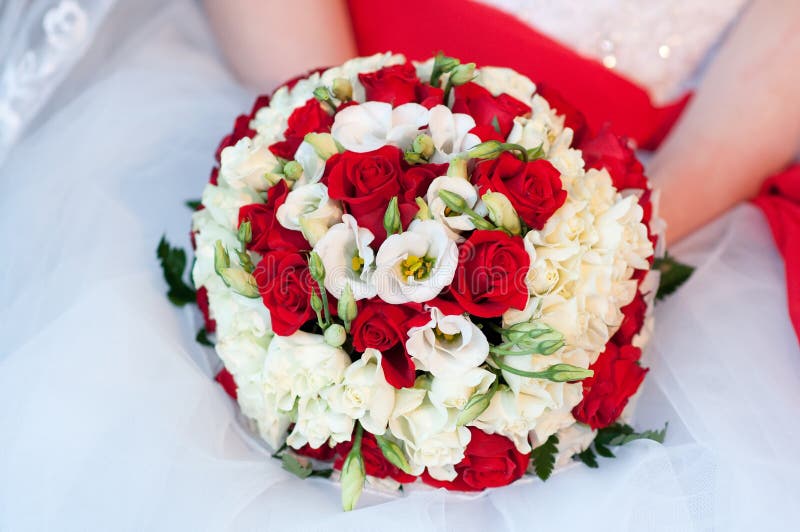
{"left": 347, "top": 0, "right": 800, "bottom": 342}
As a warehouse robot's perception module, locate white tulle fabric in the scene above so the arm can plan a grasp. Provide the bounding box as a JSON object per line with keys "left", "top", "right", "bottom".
{"left": 0, "top": 1, "right": 798, "bottom": 531}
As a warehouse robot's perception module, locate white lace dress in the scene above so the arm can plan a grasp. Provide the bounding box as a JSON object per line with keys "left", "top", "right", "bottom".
{"left": 0, "top": 1, "right": 797, "bottom": 531}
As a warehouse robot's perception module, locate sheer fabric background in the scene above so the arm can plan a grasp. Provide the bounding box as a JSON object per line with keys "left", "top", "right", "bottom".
{"left": 0, "top": 1, "right": 798, "bottom": 530}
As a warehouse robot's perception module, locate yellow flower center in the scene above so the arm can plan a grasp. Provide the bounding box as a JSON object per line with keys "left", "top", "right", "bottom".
{"left": 434, "top": 326, "right": 461, "bottom": 343}
{"left": 400, "top": 255, "right": 436, "bottom": 281}
{"left": 351, "top": 254, "right": 365, "bottom": 273}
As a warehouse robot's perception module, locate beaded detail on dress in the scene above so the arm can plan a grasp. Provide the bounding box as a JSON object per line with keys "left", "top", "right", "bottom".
{"left": 476, "top": 0, "right": 748, "bottom": 103}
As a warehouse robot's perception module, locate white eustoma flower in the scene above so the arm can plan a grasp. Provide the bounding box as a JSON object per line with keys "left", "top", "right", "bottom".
{"left": 219, "top": 137, "right": 281, "bottom": 192}
{"left": 261, "top": 331, "right": 350, "bottom": 412}
{"left": 374, "top": 220, "right": 458, "bottom": 304}
{"left": 324, "top": 349, "right": 395, "bottom": 435}
{"left": 292, "top": 140, "right": 327, "bottom": 186}
{"left": 426, "top": 105, "right": 481, "bottom": 163}
{"left": 288, "top": 395, "right": 355, "bottom": 449}
{"left": 313, "top": 214, "right": 377, "bottom": 300}
{"left": 428, "top": 368, "right": 495, "bottom": 410}
{"left": 389, "top": 385, "right": 471, "bottom": 480}
{"left": 276, "top": 183, "right": 342, "bottom": 246}
{"left": 406, "top": 307, "right": 490, "bottom": 378}
{"left": 331, "top": 101, "right": 429, "bottom": 153}
{"left": 426, "top": 176, "right": 484, "bottom": 241}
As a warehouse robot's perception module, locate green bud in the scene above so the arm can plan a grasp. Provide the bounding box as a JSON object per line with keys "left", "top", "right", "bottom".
{"left": 235, "top": 249, "right": 255, "bottom": 273}
{"left": 541, "top": 363, "right": 594, "bottom": 382}
{"left": 468, "top": 140, "right": 504, "bottom": 160}
{"left": 214, "top": 240, "right": 230, "bottom": 275}
{"left": 430, "top": 52, "right": 460, "bottom": 86}
{"left": 337, "top": 282, "right": 358, "bottom": 331}
{"left": 412, "top": 134, "right": 435, "bottom": 160}
{"left": 303, "top": 132, "right": 340, "bottom": 160}
{"left": 308, "top": 251, "right": 325, "bottom": 284}
{"left": 414, "top": 197, "right": 433, "bottom": 221}
{"left": 310, "top": 290, "right": 323, "bottom": 314}
{"left": 403, "top": 151, "right": 426, "bottom": 165}
{"left": 237, "top": 221, "right": 252, "bottom": 245}
{"left": 449, "top": 62, "right": 476, "bottom": 85}
{"left": 383, "top": 196, "right": 402, "bottom": 236}
{"left": 340, "top": 437, "right": 365, "bottom": 511}
{"left": 219, "top": 268, "right": 260, "bottom": 298}
{"left": 324, "top": 323, "right": 347, "bottom": 347}
{"left": 374, "top": 434, "right": 412, "bottom": 474}
{"left": 313, "top": 86, "right": 332, "bottom": 103}
{"left": 456, "top": 392, "right": 492, "bottom": 426}
{"left": 482, "top": 191, "right": 522, "bottom": 235}
{"left": 437, "top": 189, "right": 469, "bottom": 213}
{"left": 470, "top": 215, "right": 497, "bottom": 231}
{"left": 446, "top": 156, "right": 468, "bottom": 178}
{"left": 331, "top": 78, "right": 353, "bottom": 101}
{"left": 283, "top": 160, "right": 303, "bottom": 181}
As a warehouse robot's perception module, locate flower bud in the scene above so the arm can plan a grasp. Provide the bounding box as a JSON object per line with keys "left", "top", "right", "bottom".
{"left": 331, "top": 77, "right": 353, "bottom": 101}
{"left": 374, "top": 434, "right": 412, "bottom": 474}
{"left": 237, "top": 221, "right": 252, "bottom": 245}
{"left": 539, "top": 363, "right": 593, "bottom": 382}
{"left": 303, "top": 132, "right": 340, "bottom": 160}
{"left": 468, "top": 140, "right": 504, "bottom": 159}
{"left": 310, "top": 290, "right": 323, "bottom": 313}
{"left": 437, "top": 189, "right": 468, "bottom": 213}
{"left": 308, "top": 251, "right": 326, "bottom": 284}
{"left": 282, "top": 160, "right": 303, "bottom": 181}
{"left": 449, "top": 62, "right": 476, "bottom": 86}
{"left": 383, "top": 196, "right": 402, "bottom": 236}
{"left": 446, "top": 156, "right": 468, "bottom": 178}
{"left": 214, "top": 240, "right": 230, "bottom": 275}
{"left": 324, "top": 323, "right": 347, "bottom": 347}
{"left": 219, "top": 268, "right": 260, "bottom": 298}
{"left": 337, "top": 282, "right": 358, "bottom": 330}
{"left": 412, "top": 134, "right": 435, "bottom": 160}
{"left": 403, "top": 151, "right": 426, "bottom": 165}
{"left": 482, "top": 191, "right": 522, "bottom": 235}
{"left": 414, "top": 197, "right": 432, "bottom": 220}
{"left": 313, "top": 86, "right": 332, "bottom": 103}
{"left": 456, "top": 391, "right": 492, "bottom": 426}
{"left": 340, "top": 440, "right": 365, "bottom": 511}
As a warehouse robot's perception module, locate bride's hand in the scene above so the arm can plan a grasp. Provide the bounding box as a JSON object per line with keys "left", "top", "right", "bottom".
{"left": 649, "top": 0, "right": 800, "bottom": 243}
{"left": 204, "top": 0, "right": 356, "bottom": 91}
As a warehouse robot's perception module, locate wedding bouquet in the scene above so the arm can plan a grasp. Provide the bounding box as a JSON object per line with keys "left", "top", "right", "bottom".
{"left": 159, "top": 53, "right": 686, "bottom": 510}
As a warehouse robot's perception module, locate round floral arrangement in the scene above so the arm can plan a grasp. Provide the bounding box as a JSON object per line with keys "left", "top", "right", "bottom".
{"left": 181, "top": 53, "right": 667, "bottom": 510}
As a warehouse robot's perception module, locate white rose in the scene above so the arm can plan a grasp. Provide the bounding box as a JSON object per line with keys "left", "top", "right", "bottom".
{"left": 331, "top": 101, "right": 429, "bottom": 153}
{"left": 373, "top": 220, "right": 458, "bottom": 304}
{"left": 276, "top": 183, "right": 342, "bottom": 246}
{"left": 314, "top": 214, "right": 377, "bottom": 300}
{"left": 426, "top": 176, "right": 484, "bottom": 241}
{"left": 426, "top": 105, "right": 480, "bottom": 163}
{"left": 287, "top": 395, "right": 355, "bottom": 449}
{"left": 262, "top": 331, "right": 350, "bottom": 412}
{"left": 389, "top": 385, "right": 471, "bottom": 480}
{"left": 209, "top": 289, "right": 272, "bottom": 340}
{"left": 473, "top": 66, "right": 536, "bottom": 104}
{"left": 236, "top": 374, "right": 292, "bottom": 449}
{"left": 219, "top": 137, "right": 281, "bottom": 191}
{"left": 191, "top": 208, "right": 241, "bottom": 287}
{"left": 324, "top": 348, "right": 395, "bottom": 435}
{"left": 215, "top": 332, "right": 271, "bottom": 378}
{"left": 554, "top": 423, "right": 596, "bottom": 468}
{"left": 472, "top": 387, "right": 551, "bottom": 454}
{"left": 200, "top": 183, "right": 262, "bottom": 231}
{"left": 406, "top": 307, "right": 490, "bottom": 378}
{"left": 530, "top": 382, "right": 584, "bottom": 444}
{"left": 428, "top": 368, "right": 495, "bottom": 410}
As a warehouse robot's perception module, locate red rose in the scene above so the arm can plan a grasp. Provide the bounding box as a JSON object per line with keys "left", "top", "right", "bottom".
{"left": 324, "top": 146, "right": 404, "bottom": 244}
{"left": 209, "top": 166, "right": 219, "bottom": 186}
{"left": 295, "top": 443, "right": 337, "bottom": 462}
{"left": 452, "top": 82, "right": 531, "bottom": 137}
{"left": 572, "top": 343, "right": 648, "bottom": 429}
{"left": 196, "top": 286, "right": 216, "bottom": 333}
{"left": 238, "top": 180, "right": 309, "bottom": 254}
{"left": 269, "top": 98, "right": 333, "bottom": 160}
{"left": 469, "top": 125, "right": 505, "bottom": 143}
{"left": 334, "top": 432, "right": 417, "bottom": 483}
{"left": 474, "top": 153, "right": 566, "bottom": 230}
{"left": 422, "top": 428, "right": 529, "bottom": 491}
{"left": 580, "top": 127, "right": 648, "bottom": 191}
{"left": 399, "top": 163, "right": 448, "bottom": 206}
{"left": 359, "top": 64, "right": 443, "bottom": 108}
{"left": 215, "top": 368, "right": 237, "bottom": 399}
{"left": 350, "top": 301, "right": 426, "bottom": 388}
{"left": 451, "top": 230, "right": 530, "bottom": 318}
{"left": 535, "top": 84, "right": 588, "bottom": 145}
{"left": 252, "top": 250, "right": 316, "bottom": 336}
{"left": 612, "top": 292, "right": 647, "bottom": 346}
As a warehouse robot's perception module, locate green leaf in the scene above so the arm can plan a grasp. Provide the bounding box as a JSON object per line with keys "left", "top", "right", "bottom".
{"left": 607, "top": 423, "right": 668, "bottom": 446}
{"left": 195, "top": 328, "right": 213, "bottom": 347}
{"left": 308, "top": 469, "right": 334, "bottom": 479}
{"left": 281, "top": 453, "right": 312, "bottom": 479}
{"left": 531, "top": 434, "right": 559, "bottom": 481}
{"left": 156, "top": 235, "right": 196, "bottom": 306}
{"left": 185, "top": 199, "right": 201, "bottom": 210}
{"left": 594, "top": 443, "right": 615, "bottom": 458}
{"left": 653, "top": 253, "right": 694, "bottom": 300}
{"left": 575, "top": 448, "right": 598, "bottom": 468}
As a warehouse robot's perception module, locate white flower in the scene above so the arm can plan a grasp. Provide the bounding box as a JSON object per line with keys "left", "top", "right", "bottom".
{"left": 216, "top": 332, "right": 271, "bottom": 379}
{"left": 389, "top": 385, "right": 471, "bottom": 480}
{"left": 406, "top": 307, "right": 490, "bottom": 378}
{"left": 473, "top": 66, "right": 536, "bottom": 104}
{"left": 425, "top": 176, "right": 484, "bottom": 241}
{"left": 428, "top": 368, "right": 495, "bottom": 410}
{"left": 324, "top": 349, "right": 395, "bottom": 435}
{"left": 426, "top": 105, "right": 480, "bottom": 163}
{"left": 374, "top": 220, "right": 458, "bottom": 304}
{"left": 314, "top": 214, "right": 377, "bottom": 300}
{"left": 236, "top": 375, "right": 292, "bottom": 449}
{"left": 276, "top": 183, "right": 342, "bottom": 246}
{"left": 331, "top": 101, "right": 429, "bottom": 153}
{"left": 554, "top": 423, "right": 596, "bottom": 468}
{"left": 287, "top": 396, "right": 355, "bottom": 449}
{"left": 292, "top": 140, "right": 326, "bottom": 186}
{"left": 219, "top": 137, "right": 281, "bottom": 192}
{"left": 209, "top": 290, "right": 272, "bottom": 340}
{"left": 262, "top": 331, "right": 350, "bottom": 412}
{"left": 200, "top": 182, "right": 262, "bottom": 231}
{"left": 530, "top": 382, "right": 584, "bottom": 444}
{"left": 472, "top": 387, "right": 551, "bottom": 453}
